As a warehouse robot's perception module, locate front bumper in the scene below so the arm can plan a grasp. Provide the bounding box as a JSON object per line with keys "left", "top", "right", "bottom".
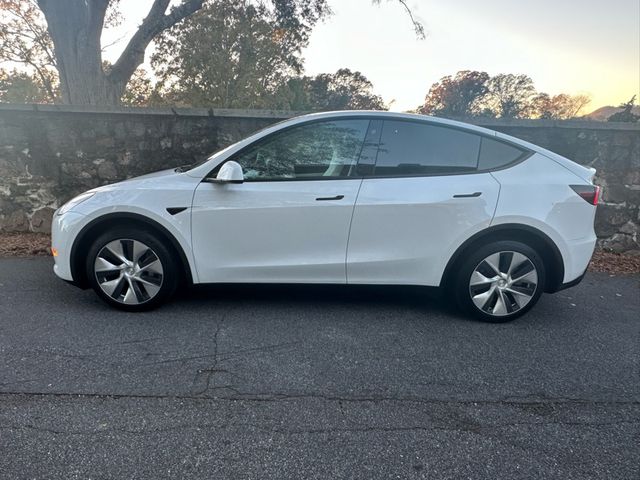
{"left": 51, "top": 210, "right": 87, "bottom": 282}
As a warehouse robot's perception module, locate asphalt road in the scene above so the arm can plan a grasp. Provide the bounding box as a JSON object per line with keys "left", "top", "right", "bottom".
{"left": 0, "top": 257, "right": 638, "bottom": 479}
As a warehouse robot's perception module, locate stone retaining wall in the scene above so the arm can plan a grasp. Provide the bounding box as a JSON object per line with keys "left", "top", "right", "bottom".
{"left": 1, "top": 104, "right": 638, "bottom": 252}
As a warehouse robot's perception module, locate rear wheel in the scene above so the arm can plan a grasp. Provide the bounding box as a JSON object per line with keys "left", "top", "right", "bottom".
{"left": 453, "top": 241, "right": 545, "bottom": 322}
{"left": 86, "top": 228, "right": 178, "bottom": 311}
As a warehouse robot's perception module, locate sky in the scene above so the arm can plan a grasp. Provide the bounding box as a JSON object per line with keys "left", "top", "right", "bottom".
{"left": 102, "top": 0, "right": 640, "bottom": 112}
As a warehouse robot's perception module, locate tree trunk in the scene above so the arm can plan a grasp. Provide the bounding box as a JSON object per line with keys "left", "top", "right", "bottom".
{"left": 37, "top": 0, "right": 204, "bottom": 105}
{"left": 37, "top": 0, "right": 115, "bottom": 104}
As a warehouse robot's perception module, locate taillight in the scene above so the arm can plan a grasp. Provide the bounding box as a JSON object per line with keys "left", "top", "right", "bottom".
{"left": 570, "top": 185, "right": 600, "bottom": 206}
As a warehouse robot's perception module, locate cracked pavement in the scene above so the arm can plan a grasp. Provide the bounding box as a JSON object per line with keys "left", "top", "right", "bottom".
{"left": 0, "top": 257, "right": 638, "bottom": 479}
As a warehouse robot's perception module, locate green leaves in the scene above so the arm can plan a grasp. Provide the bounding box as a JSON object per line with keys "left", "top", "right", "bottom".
{"left": 0, "top": 68, "right": 55, "bottom": 103}
{"left": 278, "top": 69, "right": 387, "bottom": 111}
{"left": 151, "top": 0, "right": 342, "bottom": 109}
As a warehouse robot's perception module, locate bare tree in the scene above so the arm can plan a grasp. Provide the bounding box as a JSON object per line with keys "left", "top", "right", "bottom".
{"left": 533, "top": 93, "right": 591, "bottom": 119}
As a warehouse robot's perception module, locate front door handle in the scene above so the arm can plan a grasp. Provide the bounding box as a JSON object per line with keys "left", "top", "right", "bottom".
{"left": 316, "top": 195, "right": 345, "bottom": 201}
{"left": 453, "top": 192, "right": 482, "bottom": 198}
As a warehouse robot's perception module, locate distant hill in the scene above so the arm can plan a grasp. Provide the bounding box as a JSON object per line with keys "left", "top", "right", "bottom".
{"left": 585, "top": 105, "right": 640, "bottom": 121}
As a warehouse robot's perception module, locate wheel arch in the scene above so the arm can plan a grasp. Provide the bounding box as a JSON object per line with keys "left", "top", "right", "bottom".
{"left": 441, "top": 224, "right": 565, "bottom": 293}
{"left": 70, "top": 212, "right": 194, "bottom": 288}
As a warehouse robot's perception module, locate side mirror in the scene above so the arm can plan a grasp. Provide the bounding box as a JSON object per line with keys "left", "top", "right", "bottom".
{"left": 208, "top": 161, "right": 244, "bottom": 184}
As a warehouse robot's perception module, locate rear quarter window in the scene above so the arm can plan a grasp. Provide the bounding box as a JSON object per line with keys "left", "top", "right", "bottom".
{"left": 478, "top": 137, "right": 529, "bottom": 170}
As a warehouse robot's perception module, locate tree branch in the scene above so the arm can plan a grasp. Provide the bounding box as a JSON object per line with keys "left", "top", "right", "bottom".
{"left": 30, "top": 62, "right": 57, "bottom": 101}
{"left": 108, "top": 0, "right": 203, "bottom": 85}
{"left": 372, "top": 0, "right": 425, "bottom": 39}
{"left": 2, "top": 0, "right": 57, "bottom": 67}
{"left": 394, "top": 0, "right": 424, "bottom": 38}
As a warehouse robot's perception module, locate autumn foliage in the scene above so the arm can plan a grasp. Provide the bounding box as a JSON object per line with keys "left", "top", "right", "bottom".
{"left": 418, "top": 71, "right": 592, "bottom": 120}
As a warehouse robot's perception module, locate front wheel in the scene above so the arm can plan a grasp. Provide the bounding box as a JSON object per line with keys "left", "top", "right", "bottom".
{"left": 86, "top": 228, "right": 178, "bottom": 311}
{"left": 453, "top": 241, "right": 546, "bottom": 323}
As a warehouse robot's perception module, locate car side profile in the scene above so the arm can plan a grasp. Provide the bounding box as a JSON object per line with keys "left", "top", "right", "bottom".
{"left": 51, "top": 111, "right": 599, "bottom": 322}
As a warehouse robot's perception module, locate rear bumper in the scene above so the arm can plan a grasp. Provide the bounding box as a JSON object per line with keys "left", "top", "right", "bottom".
{"left": 562, "top": 234, "right": 597, "bottom": 283}
{"left": 553, "top": 269, "right": 587, "bottom": 293}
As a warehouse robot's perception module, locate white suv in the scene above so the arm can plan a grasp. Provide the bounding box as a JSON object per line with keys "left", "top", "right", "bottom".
{"left": 51, "top": 111, "right": 599, "bottom": 322}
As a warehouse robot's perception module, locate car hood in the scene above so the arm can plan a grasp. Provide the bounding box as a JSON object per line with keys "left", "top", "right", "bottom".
{"left": 118, "top": 167, "right": 178, "bottom": 183}
{"left": 89, "top": 168, "right": 181, "bottom": 193}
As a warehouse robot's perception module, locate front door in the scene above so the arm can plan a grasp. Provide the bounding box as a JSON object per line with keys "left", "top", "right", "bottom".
{"left": 191, "top": 119, "right": 371, "bottom": 284}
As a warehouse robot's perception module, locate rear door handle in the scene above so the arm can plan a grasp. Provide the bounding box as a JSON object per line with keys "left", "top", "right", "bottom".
{"left": 316, "top": 195, "right": 345, "bottom": 201}
{"left": 453, "top": 192, "right": 482, "bottom": 198}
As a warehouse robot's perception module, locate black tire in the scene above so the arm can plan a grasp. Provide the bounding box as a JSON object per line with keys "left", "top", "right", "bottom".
{"left": 85, "top": 227, "right": 179, "bottom": 311}
{"left": 453, "top": 240, "right": 546, "bottom": 323}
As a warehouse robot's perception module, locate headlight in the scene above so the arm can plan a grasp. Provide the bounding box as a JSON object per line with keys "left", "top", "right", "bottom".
{"left": 57, "top": 192, "right": 96, "bottom": 215}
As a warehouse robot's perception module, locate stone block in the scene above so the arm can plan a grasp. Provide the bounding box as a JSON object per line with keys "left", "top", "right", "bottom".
{"left": 97, "top": 161, "right": 118, "bottom": 180}
{"left": 600, "top": 233, "right": 640, "bottom": 253}
{"left": 31, "top": 207, "right": 55, "bottom": 233}
{"left": 602, "top": 184, "right": 628, "bottom": 203}
{"left": 0, "top": 209, "right": 28, "bottom": 232}
{"left": 96, "top": 137, "right": 115, "bottom": 147}
{"left": 619, "top": 221, "right": 639, "bottom": 235}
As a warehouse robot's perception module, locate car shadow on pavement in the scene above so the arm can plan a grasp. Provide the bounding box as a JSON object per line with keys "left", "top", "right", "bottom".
{"left": 172, "top": 283, "right": 456, "bottom": 316}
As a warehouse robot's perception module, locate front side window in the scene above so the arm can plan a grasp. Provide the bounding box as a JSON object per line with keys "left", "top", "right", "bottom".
{"left": 231, "top": 119, "right": 369, "bottom": 181}
{"left": 374, "top": 121, "right": 481, "bottom": 176}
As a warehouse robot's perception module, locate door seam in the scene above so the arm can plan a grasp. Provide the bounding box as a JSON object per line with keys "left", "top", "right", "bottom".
{"left": 489, "top": 172, "right": 502, "bottom": 225}
{"left": 189, "top": 182, "right": 202, "bottom": 283}
{"left": 344, "top": 178, "right": 365, "bottom": 284}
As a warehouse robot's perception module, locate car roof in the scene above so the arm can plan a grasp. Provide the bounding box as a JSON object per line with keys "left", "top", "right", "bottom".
{"left": 288, "top": 110, "right": 501, "bottom": 138}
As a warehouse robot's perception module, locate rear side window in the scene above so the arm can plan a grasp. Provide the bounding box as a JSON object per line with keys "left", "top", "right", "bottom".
{"left": 374, "top": 121, "right": 481, "bottom": 176}
{"left": 478, "top": 137, "right": 528, "bottom": 170}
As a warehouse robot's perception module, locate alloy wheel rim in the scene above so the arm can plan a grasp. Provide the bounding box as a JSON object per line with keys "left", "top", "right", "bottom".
{"left": 94, "top": 239, "right": 164, "bottom": 305}
{"left": 469, "top": 251, "right": 538, "bottom": 317}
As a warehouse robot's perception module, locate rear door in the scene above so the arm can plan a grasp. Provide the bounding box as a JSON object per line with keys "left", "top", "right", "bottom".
{"left": 346, "top": 119, "right": 501, "bottom": 286}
